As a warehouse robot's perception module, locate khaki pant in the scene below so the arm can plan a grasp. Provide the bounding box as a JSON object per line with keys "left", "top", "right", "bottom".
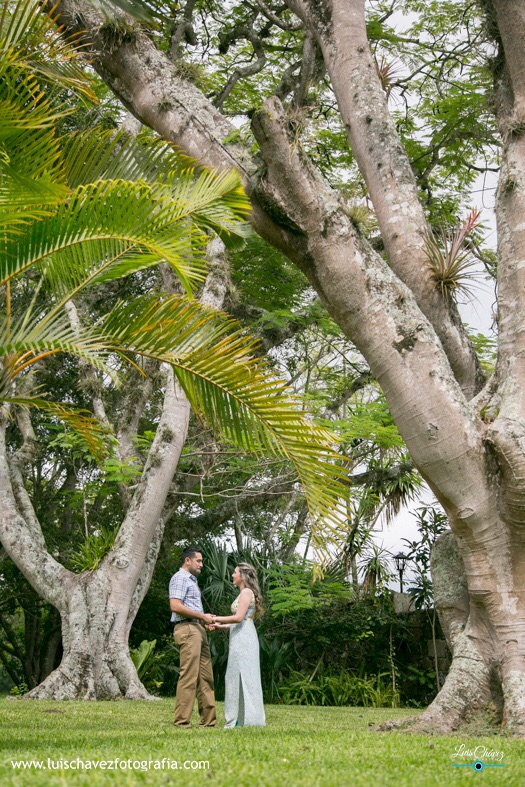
{"left": 173, "top": 622, "right": 216, "bottom": 727}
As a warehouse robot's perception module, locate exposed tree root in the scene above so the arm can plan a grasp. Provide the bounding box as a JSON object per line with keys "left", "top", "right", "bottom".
{"left": 21, "top": 649, "right": 157, "bottom": 701}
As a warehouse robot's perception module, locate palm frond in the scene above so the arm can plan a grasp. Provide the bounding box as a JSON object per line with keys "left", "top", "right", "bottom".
{"left": 98, "top": 295, "right": 346, "bottom": 530}
{"left": 0, "top": 0, "right": 88, "bottom": 221}
{"left": 61, "top": 131, "right": 251, "bottom": 246}
{"left": 6, "top": 397, "right": 109, "bottom": 459}
{"left": 0, "top": 310, "right": 116, "bottom": 396}
{"left": 0, "top": 0, "right": 93, "bottom": 98}
{"left": 3, "top": 147, "right": 250, "bottom": 288}
{"left": 1, "top": 179, "right": 210, "bottom": 292}
{"left": 60, "top": 130, "right": 195, "bottom": 189}
{"left": 0, "top": 114, "right": 68, "bottom": 226}
{"left": 0, "top": 0, "right": 345, "bottom": 554}
{"left": 0, "top": 88, "right": 70, "bottom": 138}
{"left": 3, "top": 292, "right": 346, "bottom": 537}
{"left": 94, "top": 0, "right": 166, "bottom": 25}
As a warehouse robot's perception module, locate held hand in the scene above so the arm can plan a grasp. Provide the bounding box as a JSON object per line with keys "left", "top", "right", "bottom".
{"left": 202, "top": 613, "right": 214, "bottom": 625}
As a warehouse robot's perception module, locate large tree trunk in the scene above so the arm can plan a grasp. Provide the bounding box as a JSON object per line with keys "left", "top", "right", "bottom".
{"left": 424, "top": 530, "right": 506, "bottom": 734}
{"left": 0, "top": 371, "right": 191, "bottom": 699}
{"left": 378, "top": 524, "right": 525, "bottom": 737}
{"left": 24, "top": 571, "right": 147, "bottom": 700}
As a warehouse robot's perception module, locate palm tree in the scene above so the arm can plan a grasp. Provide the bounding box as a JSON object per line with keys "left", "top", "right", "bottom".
{"left": 0, "top": 0, "right": 346, "bottom": 698}
{"left": 342, "top": 455, "right": 422, "bottom": 594}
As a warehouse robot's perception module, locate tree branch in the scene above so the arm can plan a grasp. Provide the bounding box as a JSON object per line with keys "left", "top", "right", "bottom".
{"left": 279, "top": 502, "right": 309, "bottom": 560}
{"left": 0, "top": 645, "right": 21, "bottom": 686}
{"left": 265, "top": 487, "right": 300, "bottom": 551}
{"left": 0, "top": 610, "right": 25, "bottom": 664}
{"left": 104, "top": 367, "right": 191, "bottom": 633}
{"left": 293, "top": 33, "right": 320, "bottom": 107}
{"left": 168, "top": 0, "right": 198, "bottom": 62}
{"left": 49, "top": 0, "right": 307, "bottom": 263}
{"left": 250, "top": 97, "right": 492, "bottom": 525}
{"left": 250, "top": 0, "right": 303, "bottom": 31}
{"left": 285, "top": 0, "right": 483, "bottom": 399}
{"left": 109, "top": 241, "right": 232, "bottom": 629}
{"left": 116, "top": 360, "right": 159, "bottom": 467}
{"left": 213, "top": 25, "right": 267, "bottom": 110}
{"left": 169, "top": 475, "right": 296, "bottom": 535}
{"left": 326, "top": 370, "right": 373, "bottom": 412}
{"left": 0, "top": 416, "right": 73, "bottom": 611}
{"left": 491, "top": 0, "right": 525, "bottom": 116}
{"left": 64, "top": 300, "right": 110, "bottom": 428}
{"left": 48, "top": 0, "right": 491, "bottom": 531}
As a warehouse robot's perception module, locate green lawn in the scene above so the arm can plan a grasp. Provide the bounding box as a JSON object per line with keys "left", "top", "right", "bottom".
{"left": 0, "top": 699, "right": 522, "bottom": 786}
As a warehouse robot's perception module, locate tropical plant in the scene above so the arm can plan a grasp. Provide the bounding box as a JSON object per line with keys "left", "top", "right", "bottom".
{"left": 374, "top": 54, "right": 403, "bottom": 99}
{"left": 69, "top": 526, "right": 119, "bottom": 572}
{"left": 129, "top": 639, "right": 164, "bottom": 692}
{"left": 9, "top": 682, "right": 29, "bottom": 697}
{"left": 279, "top": 669, "right": 399, "bottom": 708}
{"left": 269, "top": 560, "right": 352, "bottom": 611}
{"left": 129, "top": 639, "right": 156, "bottom": 680}
{"left": 403, "top": 505, "right": 449, "bottom": 694}
{"left": 400, "top": 665, "right": 438, "bottom": 709}
{"left": 423, "top": 209, "right": 482, "bottom": 301}
{"left": 403, "top": 506, "right": 449, "bottom": 610}
{"left": 258, "top": 634, "right": 292, "bottom": 703}
{"left": 199, "top": 541, "right": 238, "bottom": 611}
{"left": 359, "top": 543, "right": 395, "bottom": 595}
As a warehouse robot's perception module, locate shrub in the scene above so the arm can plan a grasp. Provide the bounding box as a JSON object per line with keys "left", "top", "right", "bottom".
{"left": 279, "top": 669, "right": 400, "bottom": 707}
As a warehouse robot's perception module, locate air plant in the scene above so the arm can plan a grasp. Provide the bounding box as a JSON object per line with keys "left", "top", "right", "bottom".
{"left": 423, "top": 209, "right": 482, "bottom": 301}
{"left": 374, "top": 54, "right": 404, "bottom": 99}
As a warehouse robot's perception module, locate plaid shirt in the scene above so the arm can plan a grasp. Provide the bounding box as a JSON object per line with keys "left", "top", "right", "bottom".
{"left": 169, "top": 568, "right": 204, "bottom": 623}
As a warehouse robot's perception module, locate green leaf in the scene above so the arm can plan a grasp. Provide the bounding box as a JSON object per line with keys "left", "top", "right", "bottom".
{"left": 7, "top": 398, "right": 110, "bottom": 460}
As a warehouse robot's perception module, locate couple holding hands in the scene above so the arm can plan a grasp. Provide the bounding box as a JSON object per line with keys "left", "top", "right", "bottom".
{"left": 169, "top": 546, "right": 266, "bottom": 729}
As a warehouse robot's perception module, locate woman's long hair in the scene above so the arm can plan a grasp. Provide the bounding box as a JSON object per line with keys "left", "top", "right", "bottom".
{"left": 237, "top": 563, "right": 264, "bottom": 618}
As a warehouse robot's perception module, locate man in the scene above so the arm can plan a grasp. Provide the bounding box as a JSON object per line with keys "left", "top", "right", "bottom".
{"left": 169, "top": 546, "right": 216, "bottom": 728}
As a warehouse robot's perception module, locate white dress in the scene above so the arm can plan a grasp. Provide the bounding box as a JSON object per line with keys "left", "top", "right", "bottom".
{"left": 223, "top": 591, "right": 266, "bottom": 728}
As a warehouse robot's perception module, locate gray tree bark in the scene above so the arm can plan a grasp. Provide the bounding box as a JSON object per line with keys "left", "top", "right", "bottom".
{"left": 1, "top": 370, "right": 191, "bottom": 699}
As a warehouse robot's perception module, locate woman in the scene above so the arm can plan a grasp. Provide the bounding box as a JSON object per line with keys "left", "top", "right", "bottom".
{"left": 212, "top": 563, "right": 266, "bottom": 729}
